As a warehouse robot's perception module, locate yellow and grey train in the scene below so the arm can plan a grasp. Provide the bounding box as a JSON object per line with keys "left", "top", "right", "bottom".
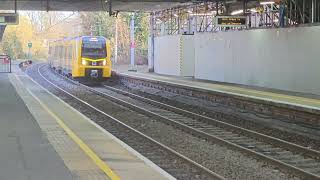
{"left": 48, "top": 36, "right": 112, "bottom": 81}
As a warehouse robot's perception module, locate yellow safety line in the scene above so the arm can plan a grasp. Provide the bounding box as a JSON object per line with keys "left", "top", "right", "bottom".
{"left": 15, "top": 75, "right": 121, "bottom": 180}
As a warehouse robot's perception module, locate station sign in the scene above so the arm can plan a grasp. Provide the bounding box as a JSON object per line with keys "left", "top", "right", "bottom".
{"left": 215, "top": 16, "right": 246, "bottom": 27}
{"left": 0, "top": 13, "right": 19, "bottom": 25}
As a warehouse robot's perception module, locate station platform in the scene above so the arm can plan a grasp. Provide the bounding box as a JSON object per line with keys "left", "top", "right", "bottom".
{"left": 115, "top": 70, "right": 320, "bottom": 112}
{"left": 0, "top": 66, "right": 174, "bottom": 179}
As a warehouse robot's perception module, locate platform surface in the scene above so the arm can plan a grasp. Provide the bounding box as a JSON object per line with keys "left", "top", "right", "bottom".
{"left": 116, "top": 70, "right": 320, "bottom": 111}
{"left": 0, "top": 62, "right": 174, "bottom": 180}
{"left": 0, "top": 73, "right": 73, "bottom": 180}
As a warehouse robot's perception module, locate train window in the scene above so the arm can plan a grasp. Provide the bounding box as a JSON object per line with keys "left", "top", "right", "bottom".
{"left": 64, "top": 47, "right": 67, "bottom": 59}
{"left": 81, "top": 37, "right": 107, "bottom": 59}
{"left": 55, "top": 46, "right": 58, "bottom": 58}
{"left": 64, "top": 47, "right": 67, "bottom": 60}
{"left": 68, "top": 46, "right": 72, "bottom": 59}
{"left": 53, "top": 46, "right": 57, "bottom": 57}
{"left": 56, "top": 46, "right": 59, "bottom": 58}
{"left": 59, "top": 46, "right": 63, "bottom": 59}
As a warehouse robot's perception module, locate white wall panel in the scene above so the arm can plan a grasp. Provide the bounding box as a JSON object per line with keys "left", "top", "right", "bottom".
{"left": 181, "top": 35, "right": 195, "bottom": 77}
{"left": 195, "top": 26, "right": 320, "bottom": 95}
{"left": 154, "top": 35, "right": 181, "bottom": 76}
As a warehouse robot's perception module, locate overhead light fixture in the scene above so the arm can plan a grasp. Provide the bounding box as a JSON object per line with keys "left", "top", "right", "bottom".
{"left": 231, "top": 9, "right": 244, "bottom": 15}
{"left": 173, "top": 13, "right": 178, "bottom": 17}
{"left": 250, "top": 8, "right": 257, "bottom": 13}
{"left": 190, "top": 12, "right": 214, "bottom": 16}
{"left": 260, "top": 1, "right": 275, "bottom": 5}
{"left": 156, "top": 19, "right": 162, "bottom": 24}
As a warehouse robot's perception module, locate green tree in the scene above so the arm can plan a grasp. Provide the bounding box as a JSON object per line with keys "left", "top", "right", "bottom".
{"left": 1, "top": 31, "right": 25, "bottom": 59}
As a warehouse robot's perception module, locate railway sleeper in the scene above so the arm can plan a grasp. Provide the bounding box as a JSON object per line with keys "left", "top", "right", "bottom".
{"left": 296, "top": 162, "right": 320, "bottom": 169}
{"left": 286, "top": 158, "right": 317, "bottom": 164}
{"left": 216, "top": 133, "right": 239, "bottom": 138}
{"left": 194, "top": 124, "right": 217, "bottom": 128}
{"left": 204, "top": 129, "right": 227, "bottom": 134}
{"left": 275, "top": 154, "right": 306, "bottom": 161}
{"left": 163, "top": 116, "right": 186, "bottom": 120}
{"left": 185, "top": 123, "right": 207, "bottom": 127}
{"left": 255, "top": 147, "right": 285, "bottom": 153}
{"left": 183, "top": 122, "right": 205, "bottom": 126}
{"left": 228, "top": 139, "right": 255, "bottom": 144}
{"left": 162, "top": 113, "right": 183, "bottom": 117}
{"left": 148, "top": 109, "right": 169, "bottom": 113}
{"left": 273, "top": 150, "right": 294, "bottom": 156}
{"left": 199, "top": 128, "right": 222, "bottom": 132}
{"left": 223, "top": 136, "right": 248, "bottom": 141}
{"left": 301, "top": 167, "right": 320, "bottom": 175}
{"left": 253, "top": 144, "right": 276, "bottom": 150}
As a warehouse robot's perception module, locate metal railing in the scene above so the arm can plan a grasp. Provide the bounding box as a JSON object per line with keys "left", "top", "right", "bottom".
{"left": 151, "top": 1, "right": 320, "bottom": 36}
{"left": 0, "top": 55, "right": 11, "bottom": 73}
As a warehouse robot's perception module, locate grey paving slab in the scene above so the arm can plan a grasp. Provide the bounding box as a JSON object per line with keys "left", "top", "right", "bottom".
{"left": 0, "top": 73, "right": 73, "bottom": 180}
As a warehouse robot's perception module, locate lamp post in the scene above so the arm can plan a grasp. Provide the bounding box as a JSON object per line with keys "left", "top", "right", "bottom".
{"left": 114, "top": 17, "right": 118, "bottom": 64}
{"left": 129, "top": 12, "right": 136, "bottom": 71}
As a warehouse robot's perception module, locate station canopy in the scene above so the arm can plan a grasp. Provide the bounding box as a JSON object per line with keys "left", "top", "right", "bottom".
{"left": 0, "top": 0, "right": 261, "bottom": 12}
{"left": 0, "top": 0, "right": 192, "bottom": 12}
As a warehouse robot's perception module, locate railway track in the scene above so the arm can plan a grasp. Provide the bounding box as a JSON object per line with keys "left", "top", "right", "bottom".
{"left": 87, "top": 82, "right": 320, "bottom": 179}
{"left": 28, "top": 64, "right": 225, "bottom": 180}
{"left": 30, "top": 64, "right": 320, "bottom": 180}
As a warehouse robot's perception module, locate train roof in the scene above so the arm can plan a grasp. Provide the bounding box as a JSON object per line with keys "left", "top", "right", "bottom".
{"left": 49, "top": 36, "right": 106, "bottom": 43}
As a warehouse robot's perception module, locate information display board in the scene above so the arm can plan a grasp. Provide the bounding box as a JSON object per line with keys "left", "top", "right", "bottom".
{"left": 0, "top": 13, "right": 19, "bottom": 25}
{"left": 215, "top": 16, "right": 246, "bottom": 27}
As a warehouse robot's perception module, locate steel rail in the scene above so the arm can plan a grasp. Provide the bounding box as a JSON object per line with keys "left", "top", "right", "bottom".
{"left": 35, "top": 64, "right": 226, "bottom": 180}
{"left": 102, "top": 84, "right": 320, "bottom": 159}
{"left": 46, "top": 64, "right": 320, "bottom": 180}
{"left": 91, "top": 85, "right": 320, "bottom": 180}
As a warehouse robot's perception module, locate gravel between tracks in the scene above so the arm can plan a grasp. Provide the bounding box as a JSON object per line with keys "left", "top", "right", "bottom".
{"left": 109, "top": 81, "right": 320, "bottom": 152}
{"left": 28, "top": 64, "right": 299, "bottom": 180}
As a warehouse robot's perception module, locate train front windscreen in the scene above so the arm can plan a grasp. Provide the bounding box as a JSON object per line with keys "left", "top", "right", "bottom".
{"left": 81, "top": 37, "right": 107, "bottom": 59}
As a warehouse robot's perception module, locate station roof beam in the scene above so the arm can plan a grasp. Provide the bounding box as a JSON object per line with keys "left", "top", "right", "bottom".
{"left": 0, "top": 0, "right": 193, "bottom": 12}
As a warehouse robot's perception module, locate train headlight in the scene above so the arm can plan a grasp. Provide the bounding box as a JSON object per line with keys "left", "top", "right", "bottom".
{"left": 102, "top": 60, "right": 107, "bottom": 66}
{"left": 81, "top": 59, "right": 86, "bottom": 65}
